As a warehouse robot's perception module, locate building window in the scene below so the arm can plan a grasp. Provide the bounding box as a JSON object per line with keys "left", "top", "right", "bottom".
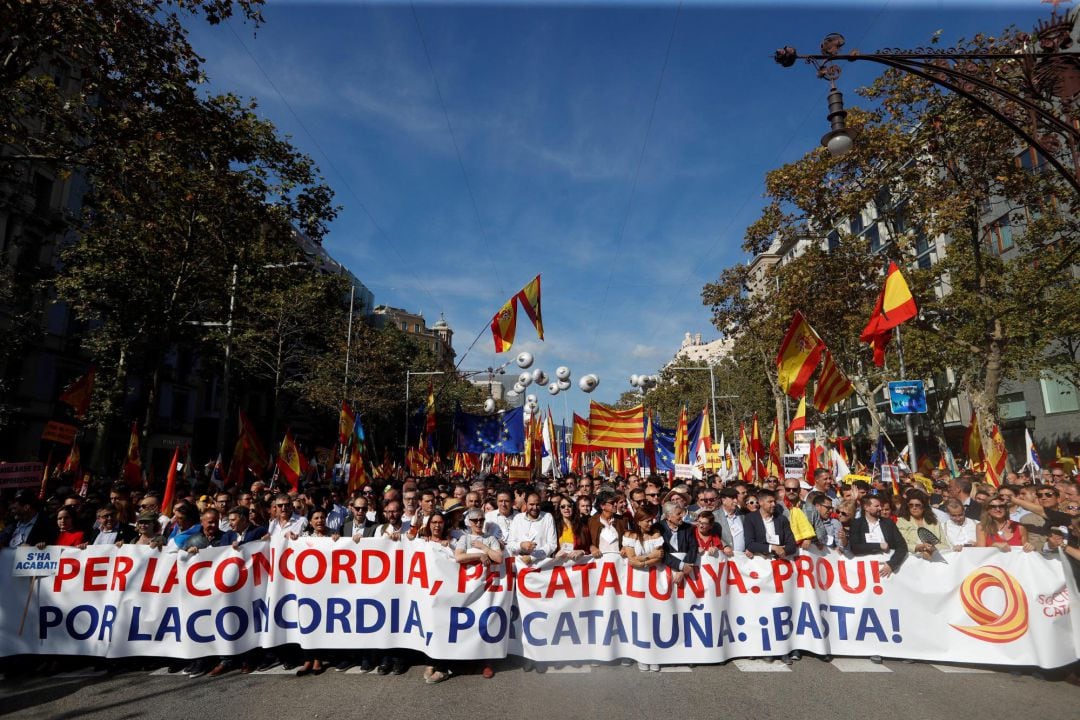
{"left": 984, "top": 214, "right": 1013, "bottom": 256}
{"left": 415, "top": 323, "right": 422, "bottom": 333}
{"left": 1016, "top": 146, "right": 1047, "bottom": 173}
{"left": 400, "top": 322, "right": 407, "bottom": 331}
{"left": 997, "top": 391, "right": 1027, "bottom": 420}
{"left": 827, "top": 230, "right": 839, "bottom": 251}
{"left": 1040, "top": 373, "right": 1079, "bottom": 414}
{"left": 850, "top": 214, "right": 864, "bottom": 235}
{"left": 865, "top": 224, "right": 881, "bottom": 253}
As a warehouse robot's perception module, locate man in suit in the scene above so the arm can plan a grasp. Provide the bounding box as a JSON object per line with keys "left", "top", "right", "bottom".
{"left": 717, "top": 488, "right": 745, "bottom": 556}
{"left": 743, "top": 489, "right": 797, "bottom": 559}
{"left": 849, "top": 494, "right": 908, "bottom": 576}
{"left": 87, "top": 504, "right": 138, "bottom": 546}
{"left": 341, "top": 495, "right": 375, "bottom": 539}
{"left": 948, "top": 475, "right": 983, "bottom": 521}
{"left": 1, "top": 489, "right": 57, "bottom": 547}
{"left": 658, "top": 500, "right": 698, "bottom": 583}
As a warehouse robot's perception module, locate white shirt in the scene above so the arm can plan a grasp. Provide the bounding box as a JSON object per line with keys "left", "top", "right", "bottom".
{"left": 865, "top": 519, "right": 885, "bottom": 544}
{"left": 268, "top": 513, "right": 308, "bottom": 538}
{"left": 324, "top": 505, "right": 347, "bottom": 531}
{"left": 8, "top": 515, "right": 39, "bottom": 547}
{"left": 92, "top": 529, "right": 119, "bottom": 545}
{"left": 371, "top": 522, "right": 404, "bottom": 540}
{"left": 484, "top": 510, "right": 517, "bottom": 544}
{"left": 723, "top": 511, "right": 746, "bottom": 553}
{"left": 942, "top": 517, "right": 978, "bottom": 548}
{"left": 507, "top": 511, "right": 556, "bottom": 560}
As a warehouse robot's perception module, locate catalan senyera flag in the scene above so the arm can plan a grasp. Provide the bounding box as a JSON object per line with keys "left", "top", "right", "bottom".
{"left": 123, "top": 422, "right": 141, "bottom": 488}
{"left": 751, "top": 413, "right": 765, "bottom": 476}
{"left": 985, "top": 423, "right": 1008, "bottom": 488}
{"left": 59, "top": 367, "right": 95, "bottom": 420}
{"left": 738, "top": 422, "right": 753, "bottom": 481}
{"left": 813, "top": 349, "right": 855, "bottom": 412}
{"left": 490, "top": 297, "right": 518, "bottom": 353}
{"left": 339, "top": 401, "right": 357, "bottom": 445}
{"left": 860, "top": 261, "right": 917, "bottom": 366}
{"left": 516, "top": 274, "right": 543, "bottom": 341}
{"left": 786, "top": 394, "right": 807, "bottom": 444}
{"left": 963, "top": 409, "right": 984, "bottom": 469}
{"left": 571, "top": 413, "right": 590, "bottom": 453}
{"left": 776, "top": 311, "right": 825, "bottom": 399}
{"left": 674, "top": 406, "right": 690, "bottom": 464}
{"left": 643, "top": 413, "right": 657, "bottom": 471}
{"left": 277, "top": 429, "right": 308, "bottom": 492}
{"left": 587, "top": 401, "right": 645, "bottom": 449}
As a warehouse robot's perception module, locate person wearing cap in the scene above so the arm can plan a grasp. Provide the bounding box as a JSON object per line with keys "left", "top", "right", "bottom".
{"left": 1, "top": 489, "right": 56, "bottom": 548}
{"left": 440, "top": 497, "right": 467, "bottom": 540}
{"left": 132, "top": 510, "right": 164, "bottom": 547}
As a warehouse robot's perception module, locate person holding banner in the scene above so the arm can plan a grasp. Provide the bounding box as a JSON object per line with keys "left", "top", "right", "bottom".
{"left": 48, "top": 508, "right": 85, "bottom": 547}
{"left": 849, "top": 495, "right": 907, "bottom": 577}
{"left": 552, "top": 495, "right": 589, "bottom": 560}
{"left": 743, "top": 490, "right": 796, "bottom": 560}
{"left": 895, "top": 490, "right": 947, "bottom": 560}
{"left": 587, "top": 490, "right": 625, "bottom": 558}
{"left": 977, "top": 497, "right": 1035, "bottom": 552}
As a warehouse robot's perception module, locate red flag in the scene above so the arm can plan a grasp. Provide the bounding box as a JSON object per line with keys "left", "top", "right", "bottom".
{"left": 161, "top": 446, "right": 180, "bottom": 515}
{"left": 123, "top": 422, "right": 142, "bottom": 488}
{"left": 786, "top": 395, "right": 807, "bottom": 444}
{"left": 59, "top": 367, "right": 96, "bottom": 420}
{"left": 277, "top": 429, "right": 308, "bottom": 491}
{"left": 62, "top": 442, "right": 81, "bottom": 478}
{"left": 339, "top": 401, "right": 357, "bottom": 445}
{"left": 806, "top": 438, "right": 819, "bottom": 479}
{"left": 860, "top": 261, "right": 917, "bottom": 367}
{"left": 38, "top": 449, "right": 54, "bottom": 501}
{"left": 776, "top": 311, "right": 825, "bottom": 398}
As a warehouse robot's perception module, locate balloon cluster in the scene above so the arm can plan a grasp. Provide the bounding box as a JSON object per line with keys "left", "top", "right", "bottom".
{"left": 504, "top": 351, "right": 600, "bottom": 419}
{"left": 629, "top": 374, "right": 658, "bottom": 389}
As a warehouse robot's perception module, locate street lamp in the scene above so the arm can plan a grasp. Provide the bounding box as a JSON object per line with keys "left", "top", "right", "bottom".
{"left": 775, "top": 6, "right": 1080, "bottom": 193}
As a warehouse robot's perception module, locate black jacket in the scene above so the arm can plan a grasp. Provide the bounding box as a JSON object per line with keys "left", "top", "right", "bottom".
{"left": 848, "top": 515, "right": 908, "bottom": 572}
{"left": 657, "top": 520, "right": 699, "bottom": 571}
{"left": 743, "top": 510, "right": 797, "bottom": 558}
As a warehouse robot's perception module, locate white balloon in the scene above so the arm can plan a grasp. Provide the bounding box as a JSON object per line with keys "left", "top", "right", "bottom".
{"left": 557, "top": 379, "right": 571, "bottom": 390}
{"left": 483, "top": 398, "right": 496, "bottom": 413}
{"left": 533, "top": 369, "right": 549, "bottom": 386}
{"left": 555, "top": 366, "right": 571, "bottom": 381}
{"left": 579, "top": 374, "right": 599, "bottom": 393}
{"left": 506, "top": 390, "right": 518, "bottom": 398}
{"left": 547, "top": 383, "right": 560, "bottom": 395}
{"left": 630, "top": 374, "right": 640, "bottom": 387}
{"left": 526, "top": 394, "right": 538, "bottom": 405}
{"left": 513, "top": 382, "right": 526, "bottom": 394}
{"left": 518, "top": 372, "right": 533, "bottom": 387}
{"left": 516, "top": 352, "right": 534, "bottom": 369}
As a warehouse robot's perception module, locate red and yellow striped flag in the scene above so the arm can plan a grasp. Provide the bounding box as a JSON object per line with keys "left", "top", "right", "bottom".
{"left": 587, "top": 401, "right": 644, "bottom": 449}
{"left": 277, "top": 429, "right": 308, "bottom": 491}
{"left": 776, "top": 311, "right": 825, "bottom": 399}
{"left": 813, "top": 349, "right": 855, "bottom": 412}
{"left": 985, "top": 424, "right": 1008, "bottom": 488}
{"left": 786, "top": 394, "right": 806, "bottom": 444}
{"left": 963, "top": 409, "right": 984, "bottom": 469}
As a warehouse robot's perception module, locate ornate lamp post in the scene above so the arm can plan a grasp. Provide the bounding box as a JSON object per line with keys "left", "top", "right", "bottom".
{"left": 775, "top": 4, "right": 1080, "bottom": 194}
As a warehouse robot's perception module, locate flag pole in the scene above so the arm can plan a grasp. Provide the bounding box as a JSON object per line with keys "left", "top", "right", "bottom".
{"left": 894, "top": 325, "right": 918, "bottom": 476}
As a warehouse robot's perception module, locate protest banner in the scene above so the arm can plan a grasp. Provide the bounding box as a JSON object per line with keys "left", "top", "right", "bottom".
{"left": 0, "top": 462, "right": 44, "bottom": 490}
{"left": 0, "top": 539, "right": 1076, "bottom": 668}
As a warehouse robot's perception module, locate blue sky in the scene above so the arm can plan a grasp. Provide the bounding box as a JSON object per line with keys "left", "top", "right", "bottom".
{"left": 187, "top": 0, "right": 1046, "bottom": 422}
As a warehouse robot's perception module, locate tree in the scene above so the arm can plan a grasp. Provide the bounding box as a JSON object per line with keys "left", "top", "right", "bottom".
{"left": 708, "top": 26, "right": 1080, "bottom": 463}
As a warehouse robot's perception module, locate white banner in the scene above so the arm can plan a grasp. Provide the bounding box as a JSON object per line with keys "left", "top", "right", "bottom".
{"left": 1, "top": 539, "right": 1077, "bottom": 668}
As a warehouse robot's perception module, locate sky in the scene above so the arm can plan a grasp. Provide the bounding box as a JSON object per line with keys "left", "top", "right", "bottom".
{"left": 186, "top": 0, "right": 1049, "bottom": 422}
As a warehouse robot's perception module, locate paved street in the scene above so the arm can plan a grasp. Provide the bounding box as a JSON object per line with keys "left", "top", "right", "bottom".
{"left": 2, "top": 657, "right": 1076, "bottom": 719}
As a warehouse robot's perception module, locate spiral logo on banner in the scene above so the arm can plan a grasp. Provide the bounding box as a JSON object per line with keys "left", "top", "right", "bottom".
{"left": 950, "top": 565, "right": 1029, "bottom": 643}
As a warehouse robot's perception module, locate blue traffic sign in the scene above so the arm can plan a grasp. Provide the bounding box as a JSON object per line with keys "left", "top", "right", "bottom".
{"left": 888, "top": 380, "right": 927, "bottom": 415}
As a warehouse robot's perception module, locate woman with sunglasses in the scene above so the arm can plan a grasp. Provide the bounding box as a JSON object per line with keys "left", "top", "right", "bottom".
{"left": 896, "top": 489, "right": 947, "bottom": 559}
{"left": 977, "top": 495, "right": 1034, "bottom": 552}
{"left": 553, "top": 495, "right": 589, "bottom": 561}
{"left": 454, "top": 508, "right": 504, "bottom": 681}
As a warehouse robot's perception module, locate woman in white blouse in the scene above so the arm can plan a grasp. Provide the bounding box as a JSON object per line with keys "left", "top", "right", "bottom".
{"left": 621, "top": 509, "right": 663, "bottom": 569}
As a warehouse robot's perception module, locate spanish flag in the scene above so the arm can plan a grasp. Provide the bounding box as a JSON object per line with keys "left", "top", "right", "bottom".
{"left": 674, "top": 406, "right": 690, "bottom": 464}
{"left": 963, "top": 409, "right": 984, "bottom": 469}
{"left": 490, "top": 297, "right": 518, "bottom": 352}
{"left": 490, "top": 275, "right": 544, "bottom": 352}
{"left": 786, "top": 394, "right": 807, "bottom": 444}
{"left": 277, "top": 429, "right": 308, "bottom": 491}
{"left": 123, "top": 422, "right": 142, "bottom": 488}
{"left": 738, "top": 422, "right": 754, "bottom": 481}
{"left": 985, "top": 423, "right": 1008, "bottom": 488}
{"left": 860, "top": 261, "right": 917, "bottom": 367}
{"left": 767, "top": 423, "right": 782, "bottom": 479}
{"left": 776, "top": 311, "right": 825, "bottom": 399}
{"left": 338, "top": 401, "right": 356, "bottom": 445}
{"left": 516, "top": 274, "right": 544, "bottom": 341}
{"left": 571, "top": 413, "right": 590, "bottom": 453}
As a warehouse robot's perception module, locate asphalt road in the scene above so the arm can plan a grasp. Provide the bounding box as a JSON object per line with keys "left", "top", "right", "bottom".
{"left": 2, "top": 656, "right": 1077, "bottom": 720}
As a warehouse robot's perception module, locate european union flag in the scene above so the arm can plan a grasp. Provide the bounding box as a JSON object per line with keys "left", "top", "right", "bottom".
{"left": 653, "top": 423, "right": 676, "bottom": 472}
{"left": 455, "top": 407, "right": 525, "bottom": 454}
{"left": 869, "top": 434, "right": 887, "bottom": 466}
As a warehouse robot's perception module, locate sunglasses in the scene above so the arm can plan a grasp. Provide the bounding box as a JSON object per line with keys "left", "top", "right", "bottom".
{"left": 908, "top": 503, "right": 923, "bottom": 508}
{"left": 559, "top": 504, "right": 572, "bottom": 509}
{"left": 1064, "top": 505, "right": 1080, "bottom": 511}
{"left": 988, "top": 504, "right": 1007, "bottom": 510}
{"left": 468, "top": 517, "right": 484, "bottom": 523}
{"left": 1037, "top": 491, "right": 1057, "bottom": 497}
{"left": 352, "top": 505, "right": 366, "bottom": 511}
{"left": 746, "top": 501, "right": 759, "bottom": 506}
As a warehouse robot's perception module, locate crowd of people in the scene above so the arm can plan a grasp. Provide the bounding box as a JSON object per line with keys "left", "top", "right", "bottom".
{"left": 1, "top": 462, "right": 1078, "bottom": 683}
